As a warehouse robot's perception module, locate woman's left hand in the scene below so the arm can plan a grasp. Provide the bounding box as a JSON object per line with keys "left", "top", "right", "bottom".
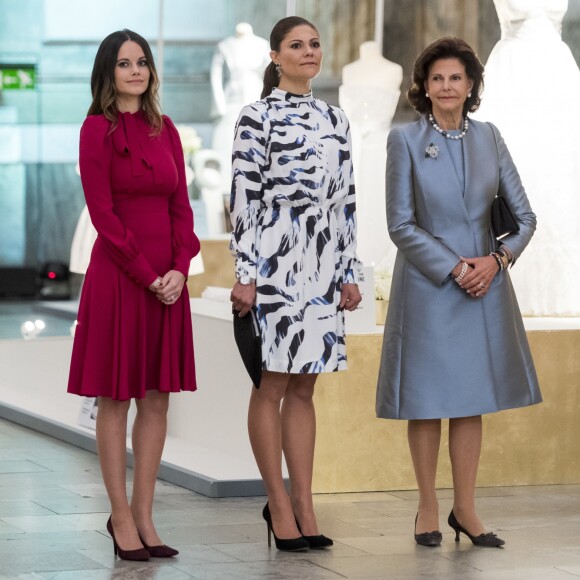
{"left": 340, "top": 283, "right": 362, "bottom": 311}
{"left": 156, "top": 270, "right": 186, "bottom": 305}
{"left": 458, "top": 255, "right": 500, "bottom": 298}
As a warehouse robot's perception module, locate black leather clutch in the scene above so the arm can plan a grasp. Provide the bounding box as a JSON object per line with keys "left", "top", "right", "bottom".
{"left": 232, "top": 307, "right": 262, "bottom": 389}
{"left": 491, "top": 193, "right": 519, "bottom": 239}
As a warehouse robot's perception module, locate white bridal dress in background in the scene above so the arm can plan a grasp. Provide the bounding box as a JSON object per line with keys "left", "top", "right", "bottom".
{"left": 339, "top": 41, "right": 402, "bottom": 274}
{"left": 475, "top": 0, "right": 580, "bottom": 315}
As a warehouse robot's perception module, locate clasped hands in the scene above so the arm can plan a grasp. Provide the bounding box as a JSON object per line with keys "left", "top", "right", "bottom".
{"left": 230, "top": 281, "right": 362, "bottom": 318}
{"left": 148, "top": 270, "right": 186, "bottom": 305}
{"left": 452, "top": 255, "right": 500, "bottom": 298}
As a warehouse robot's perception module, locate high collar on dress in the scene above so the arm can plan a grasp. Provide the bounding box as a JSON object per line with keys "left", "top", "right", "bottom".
{"left": 269, "top": 87, "right": 314, "bottom": 104}
{"left": 113, "top": 110, "right": 163, "bottom": 184}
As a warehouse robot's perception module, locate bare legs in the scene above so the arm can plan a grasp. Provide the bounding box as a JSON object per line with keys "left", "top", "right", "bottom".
{"left": 96, "top": 391, "right": 169, "bottom": 550}
{"left": 247, "top": 371, "right": 319, "bottom": 539}
{"left": 131, "top": 391, "right": 169, "bottom": 546}
{"left": 408, "top": 419, "right": 441, "bottom": 533}
{"left": 449, "top": 415, "right": 485, "bottom": 535}
{"left": 408, "top": 415, "right": 486, "bottom": 535}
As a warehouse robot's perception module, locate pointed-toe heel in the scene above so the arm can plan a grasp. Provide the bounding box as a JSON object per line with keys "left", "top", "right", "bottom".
{"left": 302, "top": 534, "right": 333, "bottom": 549}
{"left": 448, "top": 510, "right": 505, "bottom": 548}
{"left": 413, "top": 514, "right": 442, "bottom": 547}
{"left": 139, "top": 535, "right": 179, "bottom": 558}
{"left": 106, "top": 516, "right": 150, "bottom": 561}
{"left": 295, "top": 517, "right": 333, "bottom": 549}
{"left": 262, "top": 503, "right": 309, "bottom": 552}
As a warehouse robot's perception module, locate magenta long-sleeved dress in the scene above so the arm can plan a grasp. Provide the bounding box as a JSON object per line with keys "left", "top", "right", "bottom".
{"left": 68, "top": 111, "right": 200, "bottom": 400}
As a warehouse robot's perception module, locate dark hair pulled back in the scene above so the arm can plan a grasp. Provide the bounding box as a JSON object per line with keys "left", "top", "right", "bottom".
{"left": 261, "top": 16, "right": 319, "bottom": 99}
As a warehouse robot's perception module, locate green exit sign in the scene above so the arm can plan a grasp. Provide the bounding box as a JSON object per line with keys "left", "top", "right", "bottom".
{"left": 0, "top": 66, "right": 36, "bottom": 90}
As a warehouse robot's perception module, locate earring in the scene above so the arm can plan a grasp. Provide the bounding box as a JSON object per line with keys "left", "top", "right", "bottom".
{"left": 275, "top": 62, "right": 282, "bottom": 76}
{"left": 425, "top": 92, "right": 430, "bottom": 98}
{"left": 468, "top": 92, "right": 472, "bottom": 97}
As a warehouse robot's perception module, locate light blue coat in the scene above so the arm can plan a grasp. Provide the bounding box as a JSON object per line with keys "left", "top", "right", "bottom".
{"left": 376, "top": 117, "right": 542, "bottom": 420}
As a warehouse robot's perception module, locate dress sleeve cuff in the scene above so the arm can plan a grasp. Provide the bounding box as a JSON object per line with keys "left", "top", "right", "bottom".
{"left": 128, "top": 253, "right": 159, "bottom": 288}
{"left": 342, "top": 256, "right": 362, "bottom": 284}
{"left": 235, "top": 258, "right": 258, "bottom": 281}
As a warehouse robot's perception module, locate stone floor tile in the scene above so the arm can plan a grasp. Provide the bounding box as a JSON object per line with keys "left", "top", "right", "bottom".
{"left": 30, "top": 497, "right": 116, "bottom": 515}
{"left": 0, "top": 500, "right": 55, "bottom": 517}
{"left": 1, "top": 513, "right": 109, "bottom": 534}
{"left": 439, "top": 545, "right": 580, "bottom": 573}
{"left": 0, "top": 460, "right": 50, "bottom": 474}
{"left": 0, "top": 531, "right": 111, "bottom": 554}
{"left": 309, "top": 552, "right": 480, "bottom": 578}
{"left": 0, "top": 551, "right": 105, "bottom": 575}
{"left": 38, "top": 563, "right": 195, "bottom": 579}
{"left": 210, "top": 539, "right": 368, "bottom": 562}
{"left": 557, "top": 564, "right": 580, "bottom": 577}
{"left": 173, "top": 558, "right": 344, "bottom": 579}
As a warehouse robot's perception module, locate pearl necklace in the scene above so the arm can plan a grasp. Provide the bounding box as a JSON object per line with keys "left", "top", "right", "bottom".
{"left": 429, "top": 113, "right": 469, "bottom": 140}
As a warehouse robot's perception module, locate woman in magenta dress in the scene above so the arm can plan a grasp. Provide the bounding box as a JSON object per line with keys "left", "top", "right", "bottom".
{"left": 68, "top": 29, "right": 200, "bottom": 561}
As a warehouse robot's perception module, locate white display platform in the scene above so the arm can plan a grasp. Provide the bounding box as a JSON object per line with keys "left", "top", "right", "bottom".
{"left": 0, "top": 299, "right": 278, "bottom": 497}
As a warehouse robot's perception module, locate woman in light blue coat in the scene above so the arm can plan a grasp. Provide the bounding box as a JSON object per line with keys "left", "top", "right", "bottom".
{"left": 376, "top": 37, "right": 542, "bottom": 548}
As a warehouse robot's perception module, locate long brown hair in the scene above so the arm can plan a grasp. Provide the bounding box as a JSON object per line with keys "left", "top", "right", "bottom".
{"left": 87, "top": 29, "right": 163, "bottom": 133}
{"left": 261, "top": 16, "right": 319, "bottom": 99}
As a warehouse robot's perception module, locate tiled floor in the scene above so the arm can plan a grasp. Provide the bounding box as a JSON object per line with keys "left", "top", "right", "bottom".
{"left": 0, "top": 419, "right": 579, "bottom": 579}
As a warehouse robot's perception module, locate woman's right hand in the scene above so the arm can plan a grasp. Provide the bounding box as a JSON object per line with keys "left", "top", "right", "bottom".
{"left": 230, "top": 281, "right": 257, "bottom": 317}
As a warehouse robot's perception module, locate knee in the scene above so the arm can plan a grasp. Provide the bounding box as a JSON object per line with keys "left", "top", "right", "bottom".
{"left": 98, "top": 397, "right": 131, "bottom": 418}
{"left": 136, "top": 392, "right": 169, "bottom": 419}
{"left": 250, "top": 385, "right": 285, "bottom": 406}
{"left": 286, "top": 378, "right": 315, "bottom": 404}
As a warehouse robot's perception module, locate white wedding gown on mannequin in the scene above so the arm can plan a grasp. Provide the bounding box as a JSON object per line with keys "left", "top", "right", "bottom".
{"left": 475, "top": 0, "right": 580, "bottom": 315}
{"left": 339, "top": 42, "right": 402, "bottom": 273}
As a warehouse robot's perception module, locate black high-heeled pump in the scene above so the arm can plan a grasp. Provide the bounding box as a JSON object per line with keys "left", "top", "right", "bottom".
{"left": 295, "top": 518, "right": 333, "bottom": 549}
{"left": 414, "top": 513, "right": 442, "bottom": 547}
{"left": 138, "top": 534, "right": 179, "bottom": 558}
{"left": 448, "top": 510, "right": 505, "bottom": 547}
{"left": 262, "top": 503, "right": 309, "bottom": 552}
{"left": 106, "top": 516, "right": 150, "bottom": 561}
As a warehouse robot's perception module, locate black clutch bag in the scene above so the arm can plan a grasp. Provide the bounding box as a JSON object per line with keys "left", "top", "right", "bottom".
{"left": 232, "top": 308, "right": 262, "bottom": 389}
{"left": 491, "top": 193, "right": 519, "bottom": 239}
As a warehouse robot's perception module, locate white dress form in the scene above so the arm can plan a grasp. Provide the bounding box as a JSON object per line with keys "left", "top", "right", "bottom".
{"left": 475, "top": 0, "right": 580, "bottom": 315}
{"left": 210, "top": 23, "right": 270, "bottom": 201}
{"left": 339, "top": 41, "right": 402, "bottom": 273}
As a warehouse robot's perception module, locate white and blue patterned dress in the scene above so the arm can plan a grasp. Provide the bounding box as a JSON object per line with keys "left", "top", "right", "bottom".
{"left": 230, "top": 88, "right": 360, "bottom": 374}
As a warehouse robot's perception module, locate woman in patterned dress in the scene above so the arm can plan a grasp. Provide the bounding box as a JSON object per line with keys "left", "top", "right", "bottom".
{"left": 230, "top": 17, "right": 362, "bottom": 551}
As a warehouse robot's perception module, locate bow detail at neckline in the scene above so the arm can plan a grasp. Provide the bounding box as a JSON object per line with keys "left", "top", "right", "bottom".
{"left": 113, "top": 111, "right": 164, "bottom": 185}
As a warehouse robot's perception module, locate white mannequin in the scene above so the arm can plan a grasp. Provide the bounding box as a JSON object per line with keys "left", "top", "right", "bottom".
{"left": 192, "top": 149, "right": 224, "bottom": 236}
{"left": 342, "top": 41, "right": 403, "bottom": 91}
{"left": 475, "top": 0, "right": 580, "bottom": 315}
{"left": 210, "top": 23, "right": 270, "bottom": 197}
{"left": 339, "top": 41, "right": 402, "bottom": 275}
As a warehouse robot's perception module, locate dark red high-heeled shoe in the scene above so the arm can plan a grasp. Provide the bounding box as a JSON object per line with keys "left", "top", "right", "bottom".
{"left": 138, "top": 534, "right": 179, "bottom": 558}
{"left": 106, "top": 516, "right": 150, "bottom": 561}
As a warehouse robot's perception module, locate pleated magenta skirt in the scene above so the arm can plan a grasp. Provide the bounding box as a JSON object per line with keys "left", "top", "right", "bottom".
{"left": 68, "top": 196, "right": 196, "bottom": 400}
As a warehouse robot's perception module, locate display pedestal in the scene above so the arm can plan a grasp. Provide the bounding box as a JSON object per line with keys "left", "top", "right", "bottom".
{"left": 1, "top": 300, "right": 579, "bottom": 497}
